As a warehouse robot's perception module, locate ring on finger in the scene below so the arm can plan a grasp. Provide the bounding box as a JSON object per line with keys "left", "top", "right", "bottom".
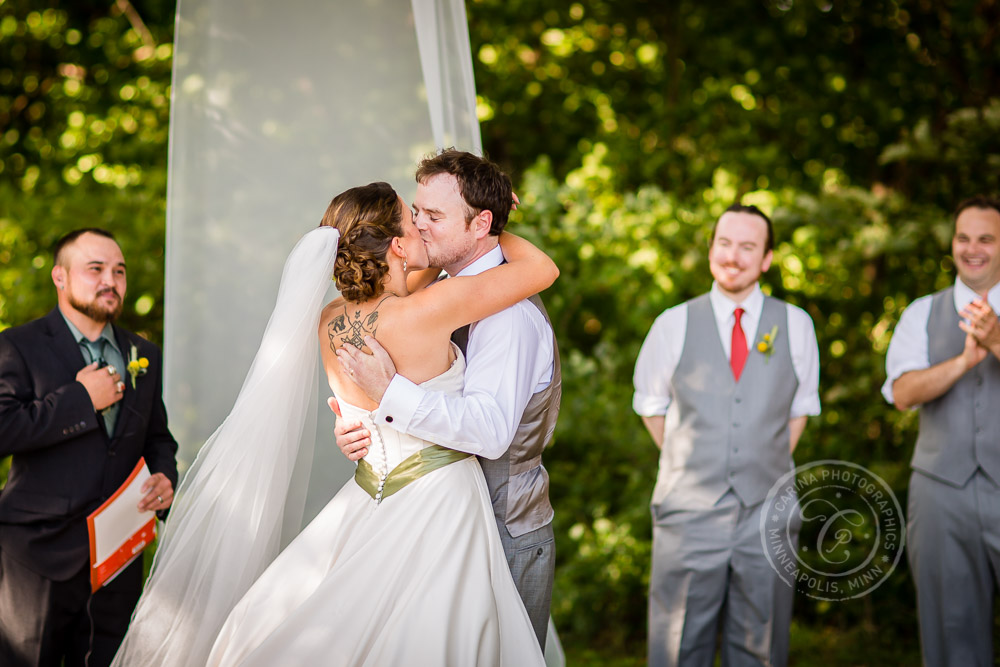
{"left": 116, "top": 381, "right": 125, "bottom": 393}
{"left": 157, "top": 495, "right": 163, "bottom": 503}
{"left": 106, "top": 365, "right": 116, "bottom": 376}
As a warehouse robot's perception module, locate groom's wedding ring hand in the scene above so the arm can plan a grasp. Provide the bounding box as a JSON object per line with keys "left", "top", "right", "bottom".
{"left": 336, "top": 336, "right": 396, "bottom": 403}
{"left": 76, "top": 362, "right": 125, "bottom": 412}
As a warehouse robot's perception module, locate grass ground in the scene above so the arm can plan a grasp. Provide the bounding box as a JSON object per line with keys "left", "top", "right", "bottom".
{"left": 563, "top": 621, "right": 923, "bottom": 666}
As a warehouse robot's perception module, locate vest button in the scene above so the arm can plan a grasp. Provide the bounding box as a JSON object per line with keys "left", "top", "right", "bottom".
{"left": 385, "top": 416, "right": 394, "bottom": 423}
{"left": 732, "top": 422, "right": 740, "bottom": 428}
{"left": 734, "top": 397, "right": 742, "bottom": 404}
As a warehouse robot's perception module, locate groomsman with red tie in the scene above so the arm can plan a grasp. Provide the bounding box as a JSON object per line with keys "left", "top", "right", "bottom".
{"left": 633, "top": 204, "right": 821, "bottom": 667}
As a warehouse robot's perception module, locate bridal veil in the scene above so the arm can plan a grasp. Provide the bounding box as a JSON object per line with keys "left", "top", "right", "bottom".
{"left": 112, "top": 227, "right": 340, "bottom": 665}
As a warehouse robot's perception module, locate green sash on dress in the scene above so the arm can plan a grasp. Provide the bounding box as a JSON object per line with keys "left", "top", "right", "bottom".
{"left": 354, "top": 445, "right": 472, "bottom": 502}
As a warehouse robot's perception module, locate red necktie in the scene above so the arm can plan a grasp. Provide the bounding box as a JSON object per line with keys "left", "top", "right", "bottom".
{"left": 730, "top": 307, "right": 748, "bottom": 381}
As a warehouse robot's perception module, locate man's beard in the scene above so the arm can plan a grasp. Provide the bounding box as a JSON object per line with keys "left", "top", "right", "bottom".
{"left": 424, "top": 237, "right": 476, "bottom": 273}
{"left": 69, "top": 289, "right": 123, "bottom": 322}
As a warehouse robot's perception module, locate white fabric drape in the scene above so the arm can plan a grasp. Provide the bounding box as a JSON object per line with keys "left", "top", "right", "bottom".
{"left": 411, "top": 0, "right": 482, "bottom": 153}
{"left": 163, "top": 0, "right": 482, "bottom": 526}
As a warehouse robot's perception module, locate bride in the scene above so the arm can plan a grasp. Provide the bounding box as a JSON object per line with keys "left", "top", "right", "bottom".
{"left": 114, "top": 182, "right": 556, "bottom": 666}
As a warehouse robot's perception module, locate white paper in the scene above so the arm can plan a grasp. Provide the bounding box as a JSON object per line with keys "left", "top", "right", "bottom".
{"left": 92, "top": 463, "right": 154, "bottom": 564}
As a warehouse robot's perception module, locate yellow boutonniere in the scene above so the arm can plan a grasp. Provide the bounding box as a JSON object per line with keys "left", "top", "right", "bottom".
{"left": 126, "top": 344, "right": 149, "bottom": 389}
{"left": 756, "top": 325, "right": 779, "bottom": 362}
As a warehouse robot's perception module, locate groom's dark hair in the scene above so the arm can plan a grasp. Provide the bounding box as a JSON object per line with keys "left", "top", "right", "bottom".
{"left": 416, "top": 149, "right": 512, "bottom": 236}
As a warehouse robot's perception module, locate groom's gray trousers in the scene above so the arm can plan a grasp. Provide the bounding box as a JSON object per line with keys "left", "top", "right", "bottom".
{"left": 477, "top": 446, "right": 556, "bottom": 650}
{"left": 496, "top": 518, "right": 555, "bottom": 648}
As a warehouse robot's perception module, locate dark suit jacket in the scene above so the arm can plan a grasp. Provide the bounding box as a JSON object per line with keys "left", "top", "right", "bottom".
{"left": 0, "top": 308, "right": 178, "bottom": 581}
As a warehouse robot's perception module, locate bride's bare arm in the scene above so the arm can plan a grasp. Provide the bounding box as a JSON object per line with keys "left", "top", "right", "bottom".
{"left": 408, "top": 232, "right": 558, "bottom": 333}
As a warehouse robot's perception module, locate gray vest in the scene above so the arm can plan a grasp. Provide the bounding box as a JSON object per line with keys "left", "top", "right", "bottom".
{"left": 458, "top": 294, "right": 560, "bottom": 538}
{"left": 654, "top": 294, "right": 797, "bottom": 509}
{"left": 912, "top": 287, "right": 1000, "bottom": 486}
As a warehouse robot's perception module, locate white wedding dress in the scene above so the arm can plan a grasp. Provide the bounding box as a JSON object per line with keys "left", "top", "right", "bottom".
{"left": 207, "top": 347, "right": 545, "bottom": 666}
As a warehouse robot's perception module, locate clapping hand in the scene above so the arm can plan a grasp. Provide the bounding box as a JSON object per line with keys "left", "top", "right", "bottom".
{"left": 960, "top": 298, "right": 1000, "bottom": 358}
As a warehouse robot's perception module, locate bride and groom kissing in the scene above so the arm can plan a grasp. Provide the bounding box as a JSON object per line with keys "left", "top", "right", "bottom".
{"left": 113, "top": 150, "right": 562, "bottom": 665}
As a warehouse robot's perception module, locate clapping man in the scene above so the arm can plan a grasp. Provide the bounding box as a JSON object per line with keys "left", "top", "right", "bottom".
{"left": 883, "top": 196, "right": 1000, "bottom": 665}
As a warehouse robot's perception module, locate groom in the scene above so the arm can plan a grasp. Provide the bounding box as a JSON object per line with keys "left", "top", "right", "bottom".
{"left": 334, "top": 149, "right": 560, "bottom": 649}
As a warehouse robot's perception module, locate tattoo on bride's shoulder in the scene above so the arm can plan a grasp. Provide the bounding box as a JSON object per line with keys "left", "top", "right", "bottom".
{"left": 327, "top": 307, "right": 379, "bottom": 351}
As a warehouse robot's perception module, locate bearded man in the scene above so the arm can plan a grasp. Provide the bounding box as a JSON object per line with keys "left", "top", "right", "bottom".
{"left": 0, "top": 228, "right": 178, "bottom": 667}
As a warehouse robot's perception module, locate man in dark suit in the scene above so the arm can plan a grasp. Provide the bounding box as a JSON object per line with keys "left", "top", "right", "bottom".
{"left": 0, "top": 228, "right": 178, "bottom": 667}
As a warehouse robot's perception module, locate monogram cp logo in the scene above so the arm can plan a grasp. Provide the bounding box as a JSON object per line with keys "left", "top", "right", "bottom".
{"left": 760, "top": 460, "right": 905, "bottom": 601}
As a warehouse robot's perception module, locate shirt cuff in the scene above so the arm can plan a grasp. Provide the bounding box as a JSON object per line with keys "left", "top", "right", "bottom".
{"left": 373, "top": 375, "right": 422, "bottom": 432}
{"left": 789, "top": 396, "right": 821, "bottom": 419}
{"left": 881, "top": 361, "right": 930, "bottom": 405}
{"left": 632, "top": 392, "right": 670, "bottom": 417}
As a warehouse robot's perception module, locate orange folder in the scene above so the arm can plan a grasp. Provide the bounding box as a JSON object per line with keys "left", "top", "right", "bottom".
{"left": 86, "top": 457, "right": 157, "bottom": 592}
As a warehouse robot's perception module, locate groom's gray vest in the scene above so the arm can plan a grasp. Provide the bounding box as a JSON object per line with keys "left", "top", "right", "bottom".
{"left": 653, "top": 294, "right": 797, "bottom": 509}
{"left": 912, "top": 287, "right": 1000, "bottom": 486}
{"left": 453, "top": 294, "right": 560, "bottom": 538}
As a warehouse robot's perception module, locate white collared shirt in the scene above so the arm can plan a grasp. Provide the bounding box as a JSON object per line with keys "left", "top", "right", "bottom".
{"left": 374, "top": 245, "right": 555, "bottom": 459}
{"left": 632, "top": 282, "right": 821, "bottom": 418}
{"left": 881, "top": 277, "right": 1000, "bottom": 405}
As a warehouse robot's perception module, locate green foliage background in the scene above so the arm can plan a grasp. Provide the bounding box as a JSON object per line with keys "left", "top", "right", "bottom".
{"left": 2, "top": 1, "right": 999, "bottom": 664}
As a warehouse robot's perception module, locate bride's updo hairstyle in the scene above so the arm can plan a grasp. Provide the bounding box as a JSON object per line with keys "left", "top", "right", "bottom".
{"left": 320, "top": 182, "right": 403, "bottom": 302}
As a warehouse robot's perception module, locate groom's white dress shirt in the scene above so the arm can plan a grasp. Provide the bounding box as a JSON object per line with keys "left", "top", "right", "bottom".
{"left": 882, "top": 277, "right": 1000, "bottom": 405}
{"left": 375, "top": 245, "right": 555, "bottom": 458}
{"left": 633, "top": 282, "right": 821, "bottom": 419}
